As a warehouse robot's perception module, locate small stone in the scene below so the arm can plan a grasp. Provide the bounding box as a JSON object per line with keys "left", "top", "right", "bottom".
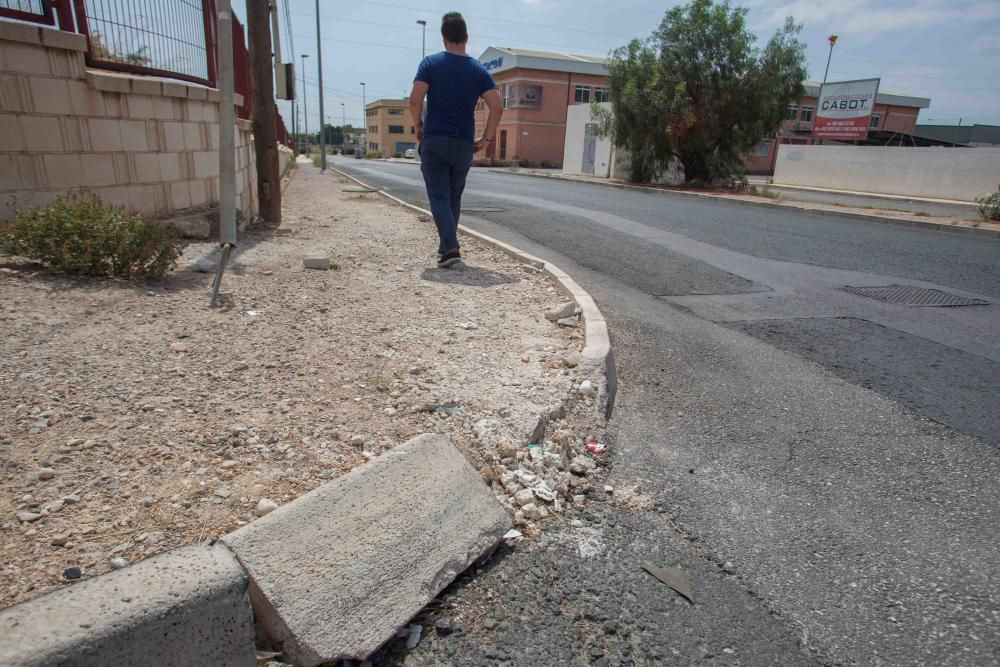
{"left": 220, "top": 460, "right": 239, "bottom": 469}
{"left": 62, "top": 567, "right": 82, "bottom": 580}
{"left": 141, "top": 497, "right": 156, "bottom": 507}
{"left": 569, "top": 456, "right": 596, "bottom": 475}
{"left": 604, "top": 485, "right": 614, "bottom": 494}
{"left": 573, "top": 494, "right": 587, "bottom": 504}
{"left": 50, "top": 535, "right": 69, "bottom": 547}
{"left": 545, "top": 301, "right": 577, "bottom": 322}
{"left": 63, "top": 494, "right": 81, "bottom": 504}
{"left": 513, "top": 488, "right": 535, "bottom": 507}
{"left": 169, "top": 342, "right": 188, "bottom": 353}
{"left": 17, "top": 511, "right": 41, "bottom": 523}
{"left": 520, "top": 354, "right": 531, "bottom": 363}
{"left": 406, "top": 623, "right": 422, "bottom": 650}
{"left": 350, "top": 435, "right": 365, "bottom": 446}
{"left": 533, "top": 482, "right": 557, "bottom": 503}
{"left": 38, "top": 467, "right": 56, "bottom": 480}
{"left": 563, "top": 352, "right": 581, "bottom": 368}
{"left": 214, "top": 488, "right": 232, "bottom": 499}
{"left": 47, "top": 500, "right": 65, "bottom": 513}
{"left": 434, "top": 617, "right": 455, "bottom": 636}
{"left": 499, "top": 442, "right": 517, "bottom": 459}
{"left": 522, "top": 503, "right": 546, "bottom": 521}
{"left": 556, "top": 317, "right": 577, "bottom": 328}
{"left": 579, "top": 380, "right": 594, "bottom": 395}
{"left": 256, "top": 498, "right": 278, "bottom": 516}
{"left": 302, "top": 254, "right": 331, "bottom": 270}
{"left": 110, "top": 557, "right": 129, "bottom": 570}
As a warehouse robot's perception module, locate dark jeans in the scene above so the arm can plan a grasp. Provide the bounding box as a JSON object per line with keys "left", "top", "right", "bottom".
{"left": 419, "top": 135, "right": 474, "bottom": 254}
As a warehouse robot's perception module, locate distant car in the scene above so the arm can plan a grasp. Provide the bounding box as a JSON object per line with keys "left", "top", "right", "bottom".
{"left": 354, "top": 147, "right": 364, "bottom": 159}
{"left": 404, "top": 148, "right": 417, "bottom": 159}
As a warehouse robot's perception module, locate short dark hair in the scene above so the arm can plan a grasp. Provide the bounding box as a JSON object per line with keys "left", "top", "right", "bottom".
{"left": 441, "top": 12, "right": 468, "bottom": 44}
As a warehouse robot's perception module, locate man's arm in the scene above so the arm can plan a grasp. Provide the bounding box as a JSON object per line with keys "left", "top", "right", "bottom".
{"left": 475, "top": 89, "right": 503, "bottom": 153}
{"left": 409, "top": 81, "right": 429, "bottom": 141}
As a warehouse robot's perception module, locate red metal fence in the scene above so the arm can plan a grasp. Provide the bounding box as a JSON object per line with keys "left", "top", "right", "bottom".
{"left": 0, "top": 0, "right": 72, "bottom": 30}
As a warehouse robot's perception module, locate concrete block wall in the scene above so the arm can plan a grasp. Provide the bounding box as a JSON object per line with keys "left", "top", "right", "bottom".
{"left": 0, "top": 22, "right": 256, "bottom": 222}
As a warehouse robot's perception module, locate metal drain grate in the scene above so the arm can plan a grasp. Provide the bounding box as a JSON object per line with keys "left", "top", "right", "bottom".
{"left": 461, "top": 207, "right": 506, "bottom": 213}
{"left": 842, "top": 284, "right": 989, "bottom": 307}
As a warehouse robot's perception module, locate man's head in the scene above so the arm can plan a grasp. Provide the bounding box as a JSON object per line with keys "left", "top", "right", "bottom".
{"left": 441, "top": 12, "right": 468, "bottom": 46}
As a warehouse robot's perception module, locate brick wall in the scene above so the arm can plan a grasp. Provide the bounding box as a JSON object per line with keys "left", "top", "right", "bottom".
{"left": 0, "top": 22, "right": 257, "bottom": 223}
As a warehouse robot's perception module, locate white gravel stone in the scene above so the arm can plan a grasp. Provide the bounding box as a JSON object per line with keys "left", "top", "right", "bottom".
{"left": 513, "top": 488, "right": 535, "bottom": 507}
{"left": 562, "top": 352, "right": 581, "bottom": 368}
{"left": 256, "top": 499, "right": 279, "bottom": 516}
{"left": 579, "top": 380, "right": 594, "bottom": 395}
{"left": 37, "top": 468, "right": 56, "bottom": 480}
{"left": 17, "top": 511, "right": 41, "bottom": 523}
{"left": 110, "top": 557, "right": 129, "bottom": 570}
{"left": 545, "top": 302, "right": 577, "bottom": 322}
{"left": 522, "top": 503, "right": 547, "bottom": 521}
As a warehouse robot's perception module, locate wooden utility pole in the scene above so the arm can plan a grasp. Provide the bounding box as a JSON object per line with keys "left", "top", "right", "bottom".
{"left": 245, "top": 0, "right": 281, "bottom": 223}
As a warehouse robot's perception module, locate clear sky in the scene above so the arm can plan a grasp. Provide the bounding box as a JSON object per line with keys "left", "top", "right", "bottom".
{"left": 231, "top": 0, "right": 1000, "bottom": 132}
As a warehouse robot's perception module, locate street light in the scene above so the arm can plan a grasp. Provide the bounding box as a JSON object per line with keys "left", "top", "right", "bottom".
{"left": 315, "top": 0, "right": 326, "bottom": 171}
{"left": 301, "top": 54, "right": 309, "bottom": 154}
{"left": 341, "top": 102, "right": 346, "bottom": 146}
{"left": 417, "top": 19, "right": 427, "bottom": 59}
{"left": 822, "top": 34, "right": 838, "bottom": 85}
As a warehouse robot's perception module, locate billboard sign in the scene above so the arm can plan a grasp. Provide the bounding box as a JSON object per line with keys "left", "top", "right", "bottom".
{"left": 814, "top": 78, "right": 880, "bottom": 140}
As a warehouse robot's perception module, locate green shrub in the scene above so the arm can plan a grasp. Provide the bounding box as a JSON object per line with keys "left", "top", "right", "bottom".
{"left": 975, "top": 190, "right": 1000, "bottom": 222}
{"left": 392, "top": 152, "right": 403, "bottom": 158}
{"left": 366, "top": 151, "right": 381, "bottom": 159}
{"left": 0, "top": 194, "right": 184, "bottom": 279}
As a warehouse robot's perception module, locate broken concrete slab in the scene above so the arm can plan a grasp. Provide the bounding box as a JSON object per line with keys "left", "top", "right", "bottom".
{"left": 302, "top": 254, "right": 331, "bottom": 270}
{"left": 0, "top": 545, "right": 255, "bottom": 667}
{"left": 222, "top": 433, "right": 511, "bottom": 665}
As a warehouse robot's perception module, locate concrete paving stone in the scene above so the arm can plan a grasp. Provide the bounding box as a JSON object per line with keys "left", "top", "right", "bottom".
{"left": 222, "top": 433, "right": 511, "bottom": 665}
{"left": 0, "top": 545, "right": 255, "bottom": 667}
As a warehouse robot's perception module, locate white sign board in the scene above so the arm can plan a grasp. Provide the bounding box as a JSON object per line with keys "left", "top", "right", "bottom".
{"left": 814, "top": 78, "right": 880, "bottom": 140}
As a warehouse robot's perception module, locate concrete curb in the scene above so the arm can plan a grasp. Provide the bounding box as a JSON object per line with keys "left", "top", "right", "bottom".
{"left": 329, "top": 166, "right": 617, "bottom": 418}
{"left": 0, "top": 545, "right": 256, "bottom": 667}
{"left": 491, "top": 169, "right": 1000, "bottom": 241}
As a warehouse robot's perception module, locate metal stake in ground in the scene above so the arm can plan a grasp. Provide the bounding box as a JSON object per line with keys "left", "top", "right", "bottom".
{"left": 212, "top": 0, "right": 237, "bottom": 308}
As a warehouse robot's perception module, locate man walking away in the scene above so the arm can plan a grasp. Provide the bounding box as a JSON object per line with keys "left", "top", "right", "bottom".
{"left": 409, "top": 12, "right": 503, "bottom": 268}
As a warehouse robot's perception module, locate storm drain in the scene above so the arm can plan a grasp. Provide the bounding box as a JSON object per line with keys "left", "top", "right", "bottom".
{"left": 461, "top": 207, "right": 506, "bottom": 213}
{"left": 842, "top": 284, "right": 989, "bottom": 307}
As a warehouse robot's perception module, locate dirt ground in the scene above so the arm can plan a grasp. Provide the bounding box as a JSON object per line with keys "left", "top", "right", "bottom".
{"left": 0, "top": 163, "right": 601, "bottom": 607}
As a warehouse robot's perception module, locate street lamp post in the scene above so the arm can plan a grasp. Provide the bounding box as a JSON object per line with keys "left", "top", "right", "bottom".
{"left": 301, "top": 54, "right": 309, "bottom": 154}
{"left": 315, "top": 0, "right": 326, "bottom": 170}
{"left": 361, "top": 82, "right": 366, "bottom": 156}
{"left": 341, "top": 102, "right": 346, "bottom": 146}
{"left": 822, "top": 34, "right": 838, "bottom": 85}
{"left": 417, "top": 19, "right": 426, "bottom": 59}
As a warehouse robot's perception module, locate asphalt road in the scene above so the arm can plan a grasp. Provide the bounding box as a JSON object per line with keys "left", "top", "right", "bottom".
{"left": 329, "top": 157, "right": 1000, "bottom": 666}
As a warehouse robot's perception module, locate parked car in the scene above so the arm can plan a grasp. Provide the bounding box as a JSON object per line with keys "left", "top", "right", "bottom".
{"left": 404, "top": 148, "right": 417, "bottom": 159}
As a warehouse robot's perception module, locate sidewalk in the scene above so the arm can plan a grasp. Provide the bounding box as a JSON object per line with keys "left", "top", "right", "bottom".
{"left": 499, "top": 169, "right": 1000, "bottom": 238}
{"left": 0, "top": 162, "right": 601, "bottom": 608}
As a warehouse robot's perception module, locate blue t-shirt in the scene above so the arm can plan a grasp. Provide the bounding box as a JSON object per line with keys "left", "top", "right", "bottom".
{"left": 415, "top": 52, "right": 496, "bottom": 142}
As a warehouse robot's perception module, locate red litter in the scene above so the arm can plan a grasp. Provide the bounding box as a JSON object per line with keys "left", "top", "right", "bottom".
{"left": 586, "top": 442, "right": 607, "bottom": 455}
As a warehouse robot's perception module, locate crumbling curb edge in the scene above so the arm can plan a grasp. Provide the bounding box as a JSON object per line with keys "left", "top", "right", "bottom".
{"left": 329, "top": 166, "right": 617, "bottom": 419}
{"left": 490, "top": 169, "right": 1000, "bottom": 241}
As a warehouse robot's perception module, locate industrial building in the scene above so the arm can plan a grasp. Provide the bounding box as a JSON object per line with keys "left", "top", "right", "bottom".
{"left": 364, "top": 98, "right": 418, "bottom": 157}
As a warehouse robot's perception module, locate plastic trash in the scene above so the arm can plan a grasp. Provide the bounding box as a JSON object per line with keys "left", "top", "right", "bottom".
{"left": 586, "top": 442, "right": 607, "bottom": 454}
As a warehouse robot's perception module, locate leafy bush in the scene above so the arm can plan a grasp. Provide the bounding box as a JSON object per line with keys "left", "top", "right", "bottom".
{"left": 0, "top": 194, "right": 184, "bottom": 279}
{"left": 392, "top": 152, "right": 403, "bottom": 158}
{"left": 975, "top": 190, "right": 1000, "bottom": 221}
{"left": 367, "top": 151, "right": 381, "bottom": 159}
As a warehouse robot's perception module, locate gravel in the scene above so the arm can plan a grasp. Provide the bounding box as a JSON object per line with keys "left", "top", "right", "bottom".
{"left": 0, "top": 165, "right": 599, "bottom": 607}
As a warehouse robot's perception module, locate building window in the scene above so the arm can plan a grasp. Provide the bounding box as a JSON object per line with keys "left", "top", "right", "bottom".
{"left": 502, "top": 84, "right": 510, "bottom": 109}
{"left": 785, "top": 106, "right": 798, "bottom": 121}
{"left": 593, "top": 87, "right": 609, "bottom": 103}
{"left": 574, "top": 85, "right": 591, "bottom": 103}
{"left": 870, "top": 114, "right": 881, "bottom": 128}
{"left": 388, "top": 108, "right": 405, "bottom": 115}
{"left": 754, "top": 141, "right": 771, "bottom": 156}
{"left": 389, "top": 125, "right": 404, "bottom": 134}
{"left": 799, "top": 106, "right": 813, "bottom": 122}
{"left": 410, "top": 126, "right": 415, "bottom": 134}
{"left": 369, "top": 125, "right": 377, "bottom": 134}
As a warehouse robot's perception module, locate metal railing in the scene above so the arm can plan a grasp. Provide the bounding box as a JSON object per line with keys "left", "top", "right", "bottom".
{"left": 71, "top": 0, "right": 217, "bottom": 86}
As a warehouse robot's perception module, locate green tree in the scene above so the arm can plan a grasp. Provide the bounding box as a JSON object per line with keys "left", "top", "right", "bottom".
{"left": 596, "top": 0, "right": 807, "bottom": 183}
